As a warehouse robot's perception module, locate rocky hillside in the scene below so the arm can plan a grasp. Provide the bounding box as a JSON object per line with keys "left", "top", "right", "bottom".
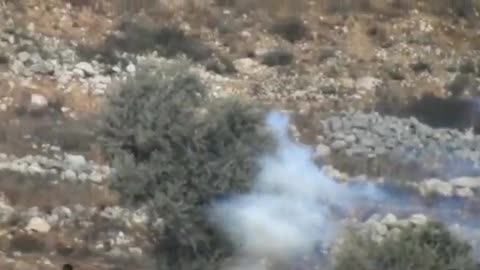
{"left": 0, "top": 0, "right": 480, "bottom": 269}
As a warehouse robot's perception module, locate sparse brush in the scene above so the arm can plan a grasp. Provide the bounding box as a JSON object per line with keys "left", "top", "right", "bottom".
{"left": 271, "top": 16, "right": 309, "bottom": 43}
{"left": 335, "top": 221, "right": 477, "bottom": 270}
{"left": 99, "top": 59, "right": 274, "bottom": 269}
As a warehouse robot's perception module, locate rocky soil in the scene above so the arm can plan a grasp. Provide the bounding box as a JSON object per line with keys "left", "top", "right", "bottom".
{"left": 0, "top": 0, "right": 480, "bottom": 269}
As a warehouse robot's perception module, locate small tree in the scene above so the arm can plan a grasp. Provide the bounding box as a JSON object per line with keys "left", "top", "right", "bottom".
{"left": 99, "top": 59, "right": 274, "bottom": 269}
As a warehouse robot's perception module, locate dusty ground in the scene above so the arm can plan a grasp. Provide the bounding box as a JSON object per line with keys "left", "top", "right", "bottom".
{"left": 0, "top": 0, "right": 480, "bottom": 269}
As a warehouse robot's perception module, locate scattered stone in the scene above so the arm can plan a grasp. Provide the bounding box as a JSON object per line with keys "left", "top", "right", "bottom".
{"left": 321, "top": 111, "right": 480, "bottom": 179}
{"left": 321, "top": 165, "right": 349, "bottom": 181}
{"left": 25, "top": 217, "right": 51, "bottom": 233}
{"left": 0, "top": 198, "right": 14, "bottom": 223}
{"left": 29, "top": 94, "right": 49, "bottom": 112}
{"left": 128, "top": 246, "right": 143, "bottom": 257}
{"left": 456, "top": 187, "right": 475, "bottom": 198}
{"left": 408, "top": 214, "right": 428, "bottom": 226}
{"left": 74, "top": 62, "right": 96, "bottom": 77}
{"left": 53, "top": 206, "right": 72, "bottom": 219}
{"left": 355, "top": 76, "right": 381, "bottom": 92}
{"left": 64, "top": 154, "right": 87, "bottom": 172}
{"left": 107, "top": 247, "right": 129, "bottom": 259}
{"left": 17, "top": 51, "right": 30, "bottom": 63}
{"left": 420, "top": 178, "right": 453, "bottom": 197}
{"left": 450, "top": 176, "right": 480, "bottom": 189}
{"left": 381, "top": 213, "right": 397, "bottom": 226}
{"left": 13, "top": 261, "right": 35, "bottom": 270}
{"left": 331, "top": 140, "right": 347, "bottom": 150}
{"left": 11, "top": 60, "right": 25, "bottom": 74}
{"left": 89, "top": 172, "right": 103, "bottom": 183}
{"left": 31, "top": 61, "right": 55, "bottom": 75}
{"left": 62, "top": 169, "right": 77, "bottom": 181}
{"left": 126, "top": 63, "right": 136, "bottom": 73}
{"left": 233, "top": 58, "right": 264, "bottom": 75}
{"left": 314, "top": 144, "right": 331, "bottom": 159}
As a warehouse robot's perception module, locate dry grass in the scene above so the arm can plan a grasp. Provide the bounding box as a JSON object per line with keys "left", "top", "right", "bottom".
{"left": 68, "top": 0, "right": 480, "bottom": 18}
{"left": 0, "top": 170, "right": 118, "bottom": 209}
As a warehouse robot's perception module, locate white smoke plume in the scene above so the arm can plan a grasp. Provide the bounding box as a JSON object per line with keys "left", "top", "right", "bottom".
{"left": 208, "top": 110, "right": 390, "bottom": 269}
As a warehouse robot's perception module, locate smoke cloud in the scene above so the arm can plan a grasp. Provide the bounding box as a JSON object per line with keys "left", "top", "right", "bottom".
{"left": 208, "top": 110, "right": 480, "bottom": 269}
{"left": 208, "top": 110, "right": 392, "bottom": 269}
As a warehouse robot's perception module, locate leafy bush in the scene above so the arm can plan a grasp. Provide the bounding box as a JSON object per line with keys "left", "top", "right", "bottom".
{"left": 99, "top": 59, "right": 274, "bottom": 269}
{"left": 335, "top": 221, "right": 477, "bottom": 270}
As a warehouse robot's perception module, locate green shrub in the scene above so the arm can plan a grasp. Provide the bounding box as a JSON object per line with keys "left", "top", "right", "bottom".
{"left": 335, "top": 221, "right": 477, "bottom": 270}
{"left": 99, "top": 59, "right": 274, "bottom": 269}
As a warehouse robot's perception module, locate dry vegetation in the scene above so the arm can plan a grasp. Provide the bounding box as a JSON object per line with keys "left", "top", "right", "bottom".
{"left": 1, "top": 0, "right": 480, "bottom": 269}
{"left": 69, "top": 0, "right": 480, "bottom": 18}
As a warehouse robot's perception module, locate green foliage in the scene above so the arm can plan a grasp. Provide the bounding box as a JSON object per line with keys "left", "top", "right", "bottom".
{"left": 335, "top": 221, "right": 477, "bottom": 270}
{"left": 99, "top": 59, "right": 274, "bottom": 269}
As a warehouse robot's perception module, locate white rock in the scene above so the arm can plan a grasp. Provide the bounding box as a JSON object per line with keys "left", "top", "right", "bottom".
{"left": 331, "top": 140, "right": 347, "bottom": 150}
{"left": 30, "top": 94, "right": 49, "bottom": 111}
{"left": 409, "top": 214, "right": 428, "bottom": 226}
{"left": 128, "top": 247, "right": 143, "bottom": 257}
{"left": 0, "top": 199, "right": 14, "bottom": 223}
{"left": 455, "top": 187, "right": 475, "bottom": 198}
{"left": 393, "top": 219, "right": 411, "bottom": 228}
{"left": 314, "top": 144, "right": 331, "bottom": 159}
{"left": 46, "top": 214, "right": 59, "bottom": 226}
{"left": 64, "top": 154, "right": 87, "bottom": 171}
{"left": 112, "top": 66, "right": 122, "bottom": 73}
{"left": 62, "top": 169, "right": 77, "bottom": 181}
{"left": 57, "top": 74, "right": 71, "bottom": 85}
{"left": 126, "top": 63, "right": 136, "bottom": 73}
{"left": 450, "top": 177, "right": 480, "bottom": 189}
{"left": 420, "top": 178, "right": 453, "bottom": 197}
{"left": 366, "top": 220, "right": 388, "bottom": 236}
{"left": 339, "top": 77, "right": 355, "bottom": 89}
{"left": 25, "top": 217, "right": 51, "bottom": 233}
{"left": 367, "top": 213, "right": 382, "bottom": 222}
{"left": 321, "top": 165, "right": 349, "bottom": 181}
{"left": 10, "top": 60, "right": 25, "bottom": 74}
{"left": 75, "top": 62, "right": 96, "bottom": 76}
{"left": 27, "top": 162, "right": 45, "bottom": 175}
{"left": 131, "top": 210, "right": 148, "bottom": 225}
{"left": 92, "top": 88, "right": 105, "bottom": 96}
{"left": 27, "top": 22, "right": 35, "bottom": 32}
{"left": 355, "top": 76, "right": 381, "bottom": 92}
{"left": 78, "top": 172, "right": 88, "bottom": 182}
{"left": 89, "top": 172, "right": 103, "bottom": 183}
{"left": 17, "top": 51, "right": 30, "bottom": 63}
{"left": 381, "top": 213, "right": 397, "bottom": 226}
{"left": 25, "top": 207, "right": 41, "bottom": 219}
{"left": 108, "top": 247, "right": 128, "bottom": 258}
{"left": 233, "top": 58, "right": 264, "bottom": 75}
{"left": 53, "top": 206, "right": 72, "bottom": 218}
{"left": 73, "top": 68, "right": 85, "bottom": 77}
